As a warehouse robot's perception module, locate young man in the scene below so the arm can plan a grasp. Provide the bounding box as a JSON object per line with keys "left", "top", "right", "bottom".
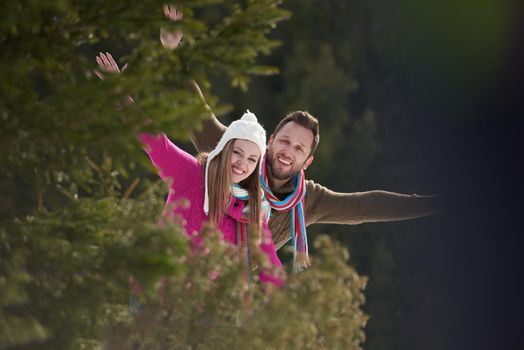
{"left": 189, "top": 82, "right": 439, "bottom": 270}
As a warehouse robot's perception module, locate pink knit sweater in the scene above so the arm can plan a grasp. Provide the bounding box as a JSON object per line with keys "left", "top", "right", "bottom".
{"left": 140, "top": 133, "right": 283, "bottom": 286}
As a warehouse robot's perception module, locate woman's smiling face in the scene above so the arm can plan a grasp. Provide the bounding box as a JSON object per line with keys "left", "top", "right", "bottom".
{"left": 230, "top": 139, "right": 261, "bottom": 183}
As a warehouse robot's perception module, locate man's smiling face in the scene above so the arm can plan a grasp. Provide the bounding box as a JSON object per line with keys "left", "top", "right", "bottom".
{"left": 267, "top": 121, "right": 314, "bottom": 181}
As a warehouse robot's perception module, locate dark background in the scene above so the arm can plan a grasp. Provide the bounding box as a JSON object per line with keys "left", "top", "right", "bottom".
{"left": 210, "top": 1, "right": 524, "bottom": 348}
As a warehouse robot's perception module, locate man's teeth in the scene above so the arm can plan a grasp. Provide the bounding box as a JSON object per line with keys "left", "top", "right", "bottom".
{"left": 278, "top": 157, "right": 291, "bottom": 165}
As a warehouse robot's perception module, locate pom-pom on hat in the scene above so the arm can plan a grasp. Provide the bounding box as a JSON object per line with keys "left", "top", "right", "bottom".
{"left": 204, "top": 110, "right": 267, "bottom": 214}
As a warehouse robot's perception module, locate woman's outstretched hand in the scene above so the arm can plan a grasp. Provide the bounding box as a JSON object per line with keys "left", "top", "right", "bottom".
{"left": 94, "top": 52, "right": 127, "bottom": 80}
{"left": 160, "top": 4, "right": 183, "bottom": 50}
{"left": 94, "top": 52, "right": 135, "bottom": 106}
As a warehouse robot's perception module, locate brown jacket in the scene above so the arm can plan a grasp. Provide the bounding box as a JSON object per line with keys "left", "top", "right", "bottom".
{"left": 191, "top": 110, "right": 438, "bottom": 250}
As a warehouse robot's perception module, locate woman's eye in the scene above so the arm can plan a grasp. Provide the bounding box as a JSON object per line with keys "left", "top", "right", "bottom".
{"left": 248, "top": 158, "right": 257, "bottom": 163}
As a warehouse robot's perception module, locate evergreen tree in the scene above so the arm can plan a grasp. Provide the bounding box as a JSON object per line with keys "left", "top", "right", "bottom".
{"left": 106, "top": 235, "right": 368, "bottom": 350}
{"left": 0, "top": 1, "right": 367, "bottom": 349}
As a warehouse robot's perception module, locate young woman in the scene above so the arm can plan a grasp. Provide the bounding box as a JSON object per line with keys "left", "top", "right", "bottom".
{"left": 94, "top": 51, "right": 282, "bottom": 286}
{"left": 140, "top": 111, "right": 283, "bottom": 287}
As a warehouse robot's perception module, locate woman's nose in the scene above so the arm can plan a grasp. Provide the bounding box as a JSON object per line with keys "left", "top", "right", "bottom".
{"left": 235, "top": 157, "right": 246, "bottom": 167}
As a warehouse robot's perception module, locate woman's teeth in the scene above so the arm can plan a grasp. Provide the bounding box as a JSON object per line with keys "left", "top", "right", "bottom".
{"left": 232, "top": 166, "right": 245, "bottom": 175}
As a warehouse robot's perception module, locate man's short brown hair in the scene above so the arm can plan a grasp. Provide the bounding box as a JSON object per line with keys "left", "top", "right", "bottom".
{"left": 273, "top": 111, "right": 320, "bottom": 155}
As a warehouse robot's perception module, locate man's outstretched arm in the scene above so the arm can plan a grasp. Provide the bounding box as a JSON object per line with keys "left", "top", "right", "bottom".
{"left": 187, "top": 80, "right": 226, "bottom": 153}
{"left": 158, "top": 4, "right": 225, "bottom": 152}
{"left": 304, "top": 181, "right": 440, "bottom": 226}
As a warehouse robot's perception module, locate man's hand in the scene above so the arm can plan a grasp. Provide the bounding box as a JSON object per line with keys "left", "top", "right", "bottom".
{"left": 163, "top": 3, "right": 183, "bottom": 21}
{"left": 160, "top": 4, "right": 183, "bottom": 50}
{"left": 94, "top": 52, "right": 127, "bottom": 80}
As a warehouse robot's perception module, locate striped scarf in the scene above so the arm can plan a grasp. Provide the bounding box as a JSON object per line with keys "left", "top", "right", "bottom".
{"left": 260, "top": 153, "right": 309, "bottom": 272}
{"left": 231, "top": 185, "right": 271, "bottom": 284}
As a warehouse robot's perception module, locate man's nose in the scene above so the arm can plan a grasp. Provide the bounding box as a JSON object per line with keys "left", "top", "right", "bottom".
{"left": 281, "top": 147, "right": 292, "bottom": 157}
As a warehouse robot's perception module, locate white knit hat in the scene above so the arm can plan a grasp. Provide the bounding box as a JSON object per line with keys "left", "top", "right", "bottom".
{"left": 204, "top": 110, "right": 267, "bottom": 214}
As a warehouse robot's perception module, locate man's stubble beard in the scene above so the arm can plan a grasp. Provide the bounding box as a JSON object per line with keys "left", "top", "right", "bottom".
{"left": 267, "top": 149, "right": 302, "bottom": 181}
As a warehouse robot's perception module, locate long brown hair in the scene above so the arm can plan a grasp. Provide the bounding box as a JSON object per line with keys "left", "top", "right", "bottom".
{"left": 199, "top": 139, "right": 262, "bottom": 242}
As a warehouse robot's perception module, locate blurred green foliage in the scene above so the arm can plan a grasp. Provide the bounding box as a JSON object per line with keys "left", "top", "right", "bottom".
{"left": 1, "top": 194, "right": 188, "bottom": 349}
{"left": 0, "top": 1, "right": 368, "bottom": 349}
{"left": 106, "top": 235, "right": 368, "bottom": 350}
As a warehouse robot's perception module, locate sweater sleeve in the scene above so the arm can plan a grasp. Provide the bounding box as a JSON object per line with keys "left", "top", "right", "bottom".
{"left": 140, "top": 133, "right": 201, "bottom": 188}
{"left": 190, "top": 110, "right": 227, "bottom": 153}
{"left": 187, "top": 81, "right": 227, "bottom": 153}
{"left": 304, "top": 180, "right": 440, "bottom": 226}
